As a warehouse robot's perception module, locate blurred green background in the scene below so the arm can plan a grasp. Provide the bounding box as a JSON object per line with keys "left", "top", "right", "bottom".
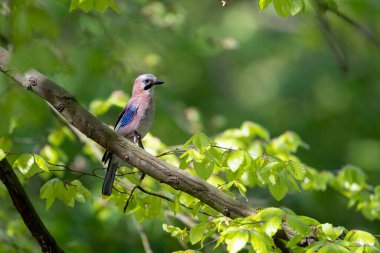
{"left": 0, "top": 0, "right": 379, "bottom": 252}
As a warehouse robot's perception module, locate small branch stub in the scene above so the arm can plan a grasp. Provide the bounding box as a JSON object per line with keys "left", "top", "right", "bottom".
{"left": 24, "top": 74, "right": 38, "bottom": 89}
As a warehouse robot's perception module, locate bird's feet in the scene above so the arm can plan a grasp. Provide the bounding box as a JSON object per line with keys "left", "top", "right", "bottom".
{"left": 133, "top": 131, "right": 144, "bottom": 149}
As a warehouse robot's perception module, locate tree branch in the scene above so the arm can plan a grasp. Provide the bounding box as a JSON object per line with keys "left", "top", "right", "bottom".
{"left": 315, "top": 0, "right": 380, "bottom": 47}
{"left": 0, "top": 158, "right": 65, "bottom": 253}
{"left": 132, "top": 216, "right": 153, "bottom": 253}
{"left": 316, "top": 12, "right": 348, "bottom": 72}
{"left": 0, "top": 47, "right": 254, "bottom": 220}
{"left": 0, "top": 46, "right": 324, "bottom": 251}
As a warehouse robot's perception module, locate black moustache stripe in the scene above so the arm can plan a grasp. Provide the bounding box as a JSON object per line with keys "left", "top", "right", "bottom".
{"left": 144, "top": 84, "right": 154, "bottom": 90}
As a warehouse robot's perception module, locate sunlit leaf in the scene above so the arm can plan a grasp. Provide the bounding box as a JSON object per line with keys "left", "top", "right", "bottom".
{"left": 317, "top": 242, "right": 351, "bottom": 253}
{"left": 95, "top": 0, "right": 120, "bottom": 13}
{"left": 225, "top": 230, "right": 249, "bottom": 253}
{"left": 163, "top": 224, "right": 189, "bottom": 242}
{"left": 227, "top": 150, "right": 246, "bottom": 172}
{"left": 268, "top": 175, "right": 288, "bottom": 201}
{"left": 285, "top": 214, "right": 310, "bottom": 247}
{"left": 290, "top": 0, "right": 305, "bottom": 15}
{"left": 317, "top": 223, "right": 345, "bottom": 241}
{"left": 273, "top": 0, "right": 291, "bottom": 18}
{"left": 0, "top": 149, "right": 5, "bottom": 161}
{"left": 241, "top": 121, "right": 270, "bottom": 140}
{"left": 193, "top": 159, "right": 214, "bottom": 180}
{"left": 344, "top": 230, "right": 377, "bottom": 246}
{"left": 193, "top": 132, "right": 211, "bottom": 151}
{"left": 190, "top": 222, "right": 208, "bottom": 245}
{"left": 33, "top": 154, "right": 49, "bottom": 172}
{"left": 40, "top": 178, "right": 66, "bottom": 209}
{"left": 259, "top": 0, "right": 273, "bottom": 11}
{"left": 250, "top": 230, "right": 271, "bottom": 253}
{"left": 13, "top": 154, "right": 43, "bottom": 178}
{"left": 255, "top": 208, "right": 284, "bottom": 236}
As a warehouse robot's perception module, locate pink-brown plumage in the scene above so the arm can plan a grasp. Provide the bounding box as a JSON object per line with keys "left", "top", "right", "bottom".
{"left": 102, "top": 74, "right": 164, "bottom": 196}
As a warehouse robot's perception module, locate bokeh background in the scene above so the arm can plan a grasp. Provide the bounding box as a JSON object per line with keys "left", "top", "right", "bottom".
{"left": 0, "top": 0, "right": 379, "bottom": 252}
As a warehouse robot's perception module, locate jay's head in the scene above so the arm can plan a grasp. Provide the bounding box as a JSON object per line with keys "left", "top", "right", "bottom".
{"left": 133, "top": 74, "right": 164, "bottom": 95}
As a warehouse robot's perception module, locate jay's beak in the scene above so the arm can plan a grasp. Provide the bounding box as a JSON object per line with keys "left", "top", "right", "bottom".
{"left": 155, "top": 79, "right": 164, "bottom": 85}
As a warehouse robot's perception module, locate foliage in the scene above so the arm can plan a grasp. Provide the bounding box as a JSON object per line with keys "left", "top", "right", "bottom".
{"left": 69, "top": 0, "right": 120, "bottom": 13}
{"left": 2, "top": 112, "right": 380, "bottom": 252}
{"left": 1, "top": 0, "right": 380, "bottom": 252}
{"left": 69, "top": 0, "right": 337, "bottom": 19}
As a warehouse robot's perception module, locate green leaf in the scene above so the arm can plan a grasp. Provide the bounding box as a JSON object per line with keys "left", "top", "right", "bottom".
{"left": 107, "top": 0, "right": 120, "bottom": 13}
{"left": 317, "top": 223, "right": 345, "bottom": 241}
{"left": 227, "top": 150, "right": 246, "bottom": 172}
{"left": 163, "top": 224, "right": 189, "bottom": 242}
{"left": 241, "top": 121, "right": 270, "bottom": 140}
{"left": 297, "top": 216, "right": 320, "bottom": 226}
{"left": 95, "top": 0, "right": 112, "bottom": 12}
{"left": 69, "top": 0, "right": 80, "bottom": 12}
{"left": 40, "top": 178, "right": 66, "bottom": 209}
{"left": 33, "top": 154, "right": 49, "bottom": 172}
{"left": 143, "top": 195, "right": 162, "bottom": 218}
{"left": 286, "top": 214, "right": 310, "bottom": 234}
{"left": 70, "top": 0, "right": 120, "bottom": 14}
{"left": 79, "top": 0, "right": 94, "bottom": 12}
{"left": 302, "top": 169, "right": 334, "bottom": 191}
{"left": 225, "top": 230, "right": 249, "bottom": 253}
{"left": 193, "top": 132, "right": 211, "bottom": 151}
{"left": 71, "top": 180, "right": 93, "bottom": 204}
{"left": 259, "top": 0, "right": 273, "bottom": 11}
{"left": 40, "top": 178, "right": 92, "bottom": 209}
{"left": 273, "top": 0, "right": 291, "bottom": 18}
{"left": 0, "top": 149, "right": 5, "bottom": 161}
{"left": 269, "top": 131, "right": 308, "bottom": 154}
{"left": 317, "top": 243, "right": 351, "bottom": 253}
{"left": 286, "top": 214, "right": 310, "bottom": 247}
{"left": 305, "top": 241, "right": 325, "bottom": 253}
{"left": 13, "top": 154, "right": 43, "bottom": 178}
{"left": 193, "top": 159, "right": 215, "bottom": 180}
{"left": 173, "top": 250, "right": 201, "bottom": 253}
{"left": 250, "top": 230, "right": 271, "bottom": 253}
{"left": 280, "top": 172, "right": 301, "bottom": 192}
{"left": 290, "top": 0, "right": 305, "bottom": 15}
{"left": 268, "top": 175, "right": 288, "bottom": 201}
{"left": 182, "top": 136, "right": 194, "bottom": 149}
{"left": 187, "top": 149, "right": 205, "bottom": 163}
{"left": 287, "top": 161, "right": 307, "bottom": 180}
{"left": 344, "top": 230, "right": 376, "bottom": 246}
{"left": 255, "top": 208, "right": 284, "bottom": 236}
{"left": 331, "top": 165, "right": 367, "bottom": 194}
{"left": 234, "top": 181, "right": 247, "bottom": 198}
{"left": 190, "top": 222, "right": 208, "bottom": 245}
{"left": 0, "top": 137, "right": 12, "bottom": 152}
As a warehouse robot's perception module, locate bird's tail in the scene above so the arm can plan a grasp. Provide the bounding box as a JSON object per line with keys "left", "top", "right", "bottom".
{"left": 102, "top": 154, "right": 118, "bottom": 196}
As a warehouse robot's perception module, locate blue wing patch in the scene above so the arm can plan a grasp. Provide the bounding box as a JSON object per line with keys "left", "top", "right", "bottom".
{"left": 115, "top": 106, "right": 138, "bottom": 131}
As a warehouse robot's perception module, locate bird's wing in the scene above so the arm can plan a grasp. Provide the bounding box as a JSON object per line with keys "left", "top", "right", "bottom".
{"left": 114, "top": 104, "right": 138, "bottom": 131}
{"left": 102, "top": 104, "right": 138, "bottom": 164}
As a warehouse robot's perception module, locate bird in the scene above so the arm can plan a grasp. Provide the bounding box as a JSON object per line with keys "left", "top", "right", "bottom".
{"left": 101, "top": 74, "right": 164, "bottom": 196}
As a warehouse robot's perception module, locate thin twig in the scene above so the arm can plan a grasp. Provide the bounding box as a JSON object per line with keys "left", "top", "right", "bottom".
{"left": 156, "top": 146, "right": 187, "bottom": 157}
{"left": 132, "top": 216, "right": 153, "bottom": 253}
{"left": 197, "top": 237, "right": 219, "bottom": 251}
{"left": 316, "top": 13, "right": 348, "bottom": 72}
{"left": 315, "top": 0, "right": 380, "bottom": 47}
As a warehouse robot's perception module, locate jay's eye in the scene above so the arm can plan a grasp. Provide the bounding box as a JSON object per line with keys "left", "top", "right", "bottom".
{"left": 143, "top": 79, "right": 151, "bottom": 85}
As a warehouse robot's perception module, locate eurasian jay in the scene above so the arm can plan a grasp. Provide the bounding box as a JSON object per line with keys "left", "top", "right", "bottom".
{"left": 102, "top": 74, "right": 164, "bottom": 196}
